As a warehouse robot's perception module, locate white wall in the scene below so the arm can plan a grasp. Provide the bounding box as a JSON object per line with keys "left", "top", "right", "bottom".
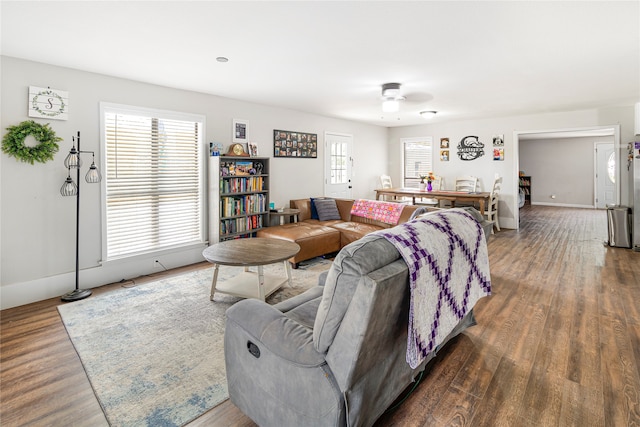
{"left": 388, "top": 108, "right": 636, "bottom": 229}
{"left": 0, "top": 56, "right": 388, "bottom": 309}
{"left": 520, "top": 136, "right": 614, "bottom": 207}
{"left": 2, "top": 56, "right": 636, "bottom": 309}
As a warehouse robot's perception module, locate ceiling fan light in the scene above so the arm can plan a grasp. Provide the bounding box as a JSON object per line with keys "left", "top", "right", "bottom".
{"left": 382, "top": 99, "right": 399, "bottom": 113}
{"left": 420, "top": 110, "right": 437, "bottom": 119}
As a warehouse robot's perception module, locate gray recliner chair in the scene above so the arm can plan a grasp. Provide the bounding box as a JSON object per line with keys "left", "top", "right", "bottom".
{"left": 224, "top": 223, "right": 488, "bottom": 426}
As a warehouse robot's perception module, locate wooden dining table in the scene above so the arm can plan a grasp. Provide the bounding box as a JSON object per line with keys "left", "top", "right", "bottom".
{"left": 375, "top": 187, "right": 491, "bottom": 213}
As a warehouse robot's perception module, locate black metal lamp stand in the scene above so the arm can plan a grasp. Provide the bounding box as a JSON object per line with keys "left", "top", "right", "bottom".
{"left": 60, "top": 131, "right": 101, "bottom": 302}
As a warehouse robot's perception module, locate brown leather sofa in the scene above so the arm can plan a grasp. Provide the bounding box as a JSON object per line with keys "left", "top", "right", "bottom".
{"left": 257, "top": 198, "right": 420, "bottom": 267}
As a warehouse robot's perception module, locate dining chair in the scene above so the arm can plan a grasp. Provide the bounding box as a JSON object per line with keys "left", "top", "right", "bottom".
{"left": 379, "top": 175, "right": 408, "bottom": 203}
{"left": 455, "top": 175, "right": 478, "bottom": 192}
{"left": 380, "top": 174, "right": 393, "bottom": 190}
{"left": 450, "top": 175, "right": 479, "bottom": 207}
{"left": 484, "top": 175, "right": 502, "bottom": 233}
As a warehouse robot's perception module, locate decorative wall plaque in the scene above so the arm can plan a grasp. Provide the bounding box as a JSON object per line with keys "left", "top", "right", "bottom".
{"left": 457, "top": 136, "right": 485, "bottom": 161}
{"left": 28, "top": 86, "right": 68, "bottom": 120}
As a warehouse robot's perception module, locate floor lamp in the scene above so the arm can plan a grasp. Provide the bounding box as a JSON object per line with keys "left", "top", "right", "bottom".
{"left": 59, "top": 131, "right": 101, "bottom": 302}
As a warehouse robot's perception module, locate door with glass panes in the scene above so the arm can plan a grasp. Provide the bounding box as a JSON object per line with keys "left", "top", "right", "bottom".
{"left": 324, "top": 132, "right": 353, "bottom": 198}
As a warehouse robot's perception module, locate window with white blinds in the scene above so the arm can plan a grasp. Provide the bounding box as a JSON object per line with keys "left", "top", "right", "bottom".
{"left": 402, "top": 137, "right": 433, "bottom": 188}
{"left": 101, "top": 104, "right": 205, "bottom": 260}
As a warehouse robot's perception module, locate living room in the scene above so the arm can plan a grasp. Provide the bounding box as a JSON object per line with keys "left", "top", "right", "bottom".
{"left": 1, "top": 2, "right": 638, "bottom": 310}
{"left": 1, "top": 2, "right": 639, "bottom": 426}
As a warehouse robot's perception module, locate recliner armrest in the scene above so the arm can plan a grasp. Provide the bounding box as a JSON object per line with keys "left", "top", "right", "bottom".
{"left": 226, "top": 299, "right": 326, "bottom": 366}
{"left": 273, "top": 286, "right": 323, "bottom": 313}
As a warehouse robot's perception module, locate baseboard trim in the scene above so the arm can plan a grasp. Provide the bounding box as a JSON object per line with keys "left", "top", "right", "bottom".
{"left": 1, "top": 246, "right": 207, "bottom": 310}
{"left": 531, "top": 202, "right": 595, "bottom": 209}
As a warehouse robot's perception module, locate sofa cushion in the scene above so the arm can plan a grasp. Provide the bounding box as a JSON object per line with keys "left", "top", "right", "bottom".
{"left": 313, "top": 234, "right": 401, "bottom": 353}
{"left": 314, "top": 198, "right": 342, "bottom": 221}
{"left": 330, "top": 221, "right": 384, "bottom": 247}
{"left": 257, "top": 222, "right": 341, "bottom": 264}
{"left": 291, "top": 199, "right": 313, "bottom": 221}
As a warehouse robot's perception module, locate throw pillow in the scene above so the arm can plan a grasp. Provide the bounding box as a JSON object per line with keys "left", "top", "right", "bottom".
{"left": 314, "top": 198, "right": 341, "bottom": 221}
{"left": 310, "top": 197, "right": 320, "bottom": 219}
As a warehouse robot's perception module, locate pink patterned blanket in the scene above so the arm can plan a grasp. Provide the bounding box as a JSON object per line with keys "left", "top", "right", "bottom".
{"left": 350, "top": 199, "right": 405, "bottom": 225}
{"left": 376, "top": 209, "right": 491, "bottom": 369}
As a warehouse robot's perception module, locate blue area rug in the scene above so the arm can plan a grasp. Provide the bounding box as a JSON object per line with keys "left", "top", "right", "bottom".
{"left": 58, "top": 262, "right": 328, "bottom": 426}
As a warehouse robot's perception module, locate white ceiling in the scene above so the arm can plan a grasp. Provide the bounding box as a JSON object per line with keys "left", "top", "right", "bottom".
{"left": 1, "top": 1, "right": 639, "bottom": 127}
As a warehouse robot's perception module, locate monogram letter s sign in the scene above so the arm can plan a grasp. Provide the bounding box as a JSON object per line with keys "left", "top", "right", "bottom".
{"left": 457, "top": 135, "right": 485, "bottom": 161}
{"left": 28, "top": 86, "right": 68, "bottom": 120}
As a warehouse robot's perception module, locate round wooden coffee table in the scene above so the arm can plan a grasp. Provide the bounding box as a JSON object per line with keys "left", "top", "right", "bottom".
{"left": 202, "top": 237, "right": 300, "bottom": 301}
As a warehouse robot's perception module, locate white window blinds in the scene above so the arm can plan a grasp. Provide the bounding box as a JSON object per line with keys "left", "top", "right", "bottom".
{"left": 403, "top": 138, "right": 433, "bottom": 188}
{"left": 102, "top": 105, "right": 204, "bottom": 260}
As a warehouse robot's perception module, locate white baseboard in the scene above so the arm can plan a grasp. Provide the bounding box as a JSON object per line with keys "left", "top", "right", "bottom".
{"left": 1, "top": 245, "right": 208, "bottom": 310}
{"left": 532, "top": 202, "right": 595, "bottom": 209}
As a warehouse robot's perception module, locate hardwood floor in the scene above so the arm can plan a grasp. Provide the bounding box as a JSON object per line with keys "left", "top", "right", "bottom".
{"left": 2, "top": 206, "right": 639, "bottom": 426}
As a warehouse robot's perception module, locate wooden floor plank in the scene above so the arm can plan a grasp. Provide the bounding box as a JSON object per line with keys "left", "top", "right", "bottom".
{"left": 519, "top": 367, "right": 565, "bottom": 426}
{"left": 560, "top": 378, "right": 605, "bottom": 427}
{"left": 599, "top": 313, "right": 640, "bottom": 427}
{"left": 2, "top": 206, "right": 640, "bottom": 427}
{"left": 465, "top": 356, "right": 529, "bottom": 427}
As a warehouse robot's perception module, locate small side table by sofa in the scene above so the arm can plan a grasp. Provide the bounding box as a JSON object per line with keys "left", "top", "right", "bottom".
{"left": 269, "top": 208, "right": 300, "bottom": 226}
{"left": 202, "top": 237, "right": 300, "bottom": 301}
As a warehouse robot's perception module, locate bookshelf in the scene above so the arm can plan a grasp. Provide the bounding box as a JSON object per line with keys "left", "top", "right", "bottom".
{"left": 209, "top": 156, "right": 270, "bottom": 243}
{"left": 519, "top": 176, "right": 531, "bottom": 204}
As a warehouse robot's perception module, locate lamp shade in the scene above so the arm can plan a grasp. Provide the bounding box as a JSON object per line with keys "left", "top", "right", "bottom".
{"left": 64, "top": 146, "right": 82, "bottom": 168}
{"left": 60, "top": 175, "right": 78, "bottom": 196}
{"left": 85, "top": 161, "right": 102, "bottom": 183}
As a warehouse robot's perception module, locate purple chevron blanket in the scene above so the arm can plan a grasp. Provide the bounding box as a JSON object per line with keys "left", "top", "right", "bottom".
{"left": 377, "top": 209, "right": 491, "bottom": 369}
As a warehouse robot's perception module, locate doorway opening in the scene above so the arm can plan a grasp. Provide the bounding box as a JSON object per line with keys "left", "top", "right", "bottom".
{"left": 513, "top": 125, "right": 620, "bottom": 229}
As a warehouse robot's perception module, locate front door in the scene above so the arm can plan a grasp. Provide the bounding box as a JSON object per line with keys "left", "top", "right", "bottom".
{"left": 595, "top": 142, "right": 615, "bottom": 208}
{"left": 324, "top": 132, "right": 353, "bottom": 198}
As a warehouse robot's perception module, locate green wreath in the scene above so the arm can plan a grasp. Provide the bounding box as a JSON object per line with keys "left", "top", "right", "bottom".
{"left": 2, "top": 120, "right": 61, "bottom": 164}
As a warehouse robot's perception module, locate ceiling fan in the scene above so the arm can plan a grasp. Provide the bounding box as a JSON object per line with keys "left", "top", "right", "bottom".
{"left": 380, "top": 82, "right": 437, "bottom": 118}
{"left": 381, "top": 83, "right": 405, "bottom": 112}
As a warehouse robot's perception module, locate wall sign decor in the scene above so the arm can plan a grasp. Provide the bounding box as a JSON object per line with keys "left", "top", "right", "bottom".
{"left": 29, "top": 86, "right": 68, "bottom": 120}
{"left": 273, "top": 129, "right": 317, "bottom": 158}
{"left": 492, "top": 134, "right": 504, "bottom": 146}
{"left": 493, "top": 148, "right": 505, "bottom": 161}
{"left": 233, "top": 119, "right": 249, "bottom": 143}
{"left": 2, "top": 120, "right": 62, "bottom": 164}
{"left": 457, "top": 135, "right": 485, "bottom": 161}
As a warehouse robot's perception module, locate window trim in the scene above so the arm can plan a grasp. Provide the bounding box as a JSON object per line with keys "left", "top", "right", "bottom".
{"left": 99, "top": 102, "right": 207, "bottom": 263}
